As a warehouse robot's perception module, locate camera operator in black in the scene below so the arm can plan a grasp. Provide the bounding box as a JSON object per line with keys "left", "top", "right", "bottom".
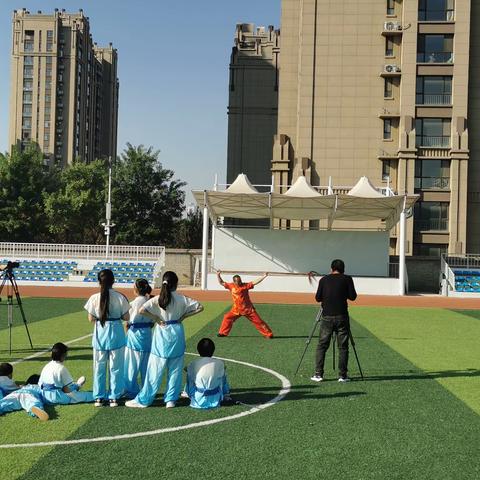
{"left": 311, "top": 259, "right": 357, "bottom": 383}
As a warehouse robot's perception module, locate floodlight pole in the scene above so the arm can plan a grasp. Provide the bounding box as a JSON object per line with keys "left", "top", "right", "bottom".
{"left": 201, "top": 190, "right": 209, "bottom": 290}
{"left": 103, "top": 157, "right": 115, "bottom": 260}
{"left": 398, "top": 195, "right": 407, "bottom": 295}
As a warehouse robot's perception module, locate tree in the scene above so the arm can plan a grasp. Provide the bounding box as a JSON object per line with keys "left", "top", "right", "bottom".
{"left": 43, "top": 159, "right": 108, "bottom": 244}
{"left": 174, "top": 207, "right": 205, "bottom": 249}
{"left": 112, "top": 144, "right": 186, "bottom": 246}
{"left": 0, "top": 144, "right": 57, "bottom": 242}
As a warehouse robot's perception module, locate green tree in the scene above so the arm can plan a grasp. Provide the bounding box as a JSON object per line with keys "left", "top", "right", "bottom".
{"left": 112, "top": 144, "right": 186, "bottom": 246}
{"left": 0, "top": 144, "right": 58, "bottom": 242}
{"left": 174, "top": 207, "right": 205, "bottom": 249}
{"left": 43, "top": 159, "right": 108, "bottom": 243}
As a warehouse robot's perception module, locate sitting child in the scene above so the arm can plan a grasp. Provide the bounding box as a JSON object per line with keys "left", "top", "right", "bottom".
{"left": 0, "top": 374, "right": 49, "bottom": 421}
{"left": 39, "top": 342, "right": 94, "bottom": 405}
{"left": 0, "top": 363, "right": 19, "bottom": 399}
{"left": 185, "top": 338, "right": 231, "bottom": 409}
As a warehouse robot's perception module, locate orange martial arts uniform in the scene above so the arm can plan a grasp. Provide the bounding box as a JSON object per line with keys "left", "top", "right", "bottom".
{"left": 219, "top": 282, "right": 273, "bottom": 338}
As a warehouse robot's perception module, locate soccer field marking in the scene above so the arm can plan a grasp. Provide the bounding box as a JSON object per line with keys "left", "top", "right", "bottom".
{"left": 10, "top": 334, "right": 93, "bottom": 366}
{"left": 0, "top": 353, "right": 291, "bottom": 449}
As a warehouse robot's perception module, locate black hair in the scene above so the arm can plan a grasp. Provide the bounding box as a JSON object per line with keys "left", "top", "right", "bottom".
{"left": 331, "top": 259, "right": 345, "bottom": 274}
{"left": 51, "top": 342, "right": 68, "bottom": 362}
{"left": 0, "top": 362, "right": 13, "bottom": 376}
{"left": 98, "top": 269, "right": 115, "bottom": 326}
{"left": 197, "top": 338, "right": 215, "bottom": 357}
{"left": 233, "top": 275, "right": 241, "bottom": 282}
{"left": 158, "top": 271, "right": 178, "bottom": 309}
{"left": 26, "top": 374, "right": 40, "bottom": 385}
{"left": 135, "top": 278, "right": 152, "bottom": 297}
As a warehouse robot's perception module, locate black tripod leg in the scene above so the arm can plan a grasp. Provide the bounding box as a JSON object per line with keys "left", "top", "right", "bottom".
{"left": 348, "top": 329, "right": 364, "bottom": 380}
{"left": 10, "top": 274, "right": 33, "bottom": 349}
{"left": 294, "top": 308, "right": 322, "bottom": 376}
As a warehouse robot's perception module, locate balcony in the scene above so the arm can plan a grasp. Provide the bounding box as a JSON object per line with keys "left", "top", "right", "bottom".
{"left": 416, "top": 136, "right": 450, "bottom": 148}
{"left": 416, "top": 93, "right": 451, "bottom": 105}
{"left": 415, "top": 177, "right": 450, "bottom": 190}
{"left": 414, "top": 218, "right": 448, "bottom": 231}
{"left": 418, "top": 10, "right": 455, "bottom": 22}
{"left": 417, "top": 52, "right": 453, "bottom": 63}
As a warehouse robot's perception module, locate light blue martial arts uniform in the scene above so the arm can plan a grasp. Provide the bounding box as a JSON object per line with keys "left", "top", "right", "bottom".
{"left": 0, "top": 376, "right": 19, "bottom": 400}
{"left": 124, "top": 295, "right": 153, "bottom": 398}
{"left": 0, "top": 385, "right": 45, "bottom": 417}
{"left": 84, "top": 289, "right": 130, "bottom": 400}
{"left": 186, "top": 357, "right": 230, "bottom": 409}
{"left": 39, "top": 360, "right": 94, "bottom": 404}
{"left": 134, "top": 292, "right": 200, "bottom": 406}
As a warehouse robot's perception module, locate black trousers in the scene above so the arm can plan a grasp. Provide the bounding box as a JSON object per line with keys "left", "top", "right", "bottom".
{"left": 315, "top": 314, "right": 350, "bottom": 378}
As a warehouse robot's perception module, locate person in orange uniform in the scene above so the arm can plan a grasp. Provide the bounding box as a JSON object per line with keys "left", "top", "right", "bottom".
{"left": 217, "top": 271, "right": 273, "bottom": 339}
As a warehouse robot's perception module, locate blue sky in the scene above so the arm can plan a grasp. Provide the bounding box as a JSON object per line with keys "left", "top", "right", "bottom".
{"left": 0, "top": 0, "right": 280, "bottom": 203}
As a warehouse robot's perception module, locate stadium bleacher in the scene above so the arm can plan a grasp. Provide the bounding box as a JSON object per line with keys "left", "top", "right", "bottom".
{"left": 83, "top": 261, "right": 155, "bottom": 284}
{"left": 1, "top": 259, "right": 77, "bottom": 282}
{"left": 453, "top": 269, "right": 480, "bottom": 292}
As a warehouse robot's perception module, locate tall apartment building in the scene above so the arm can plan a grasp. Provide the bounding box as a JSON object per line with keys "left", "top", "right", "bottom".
{"left": 227, "top": 23, "right": 280, "bottom": 186}
{"left": 9, "top": 8, "right": 119, "bottom": 166}
{"left": 229, "top": 0, "right": 479, "bottom": 255}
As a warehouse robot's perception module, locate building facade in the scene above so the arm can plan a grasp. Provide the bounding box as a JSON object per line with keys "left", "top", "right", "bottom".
{"left": 271, "top": 0, "right": 474, "bottom": 255}
{"left": 227, "top": 23, "right": 280, "bottom": 186}
{"left": 9, "top": 8, "right": 119, "bottom": 166}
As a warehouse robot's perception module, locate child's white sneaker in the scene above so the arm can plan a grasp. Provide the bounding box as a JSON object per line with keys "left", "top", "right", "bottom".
{"left": 109, "top": 399, "right": 118, "bottom": 407}
{"left": 76, "top": 376, "right": 86, "bottom": 387}
{"left": 180, "top": 391, "right": 189, "bottom": 399}
{"left": 94, "top": 399, "right": 103, "bottom": 407}
{"left": 165, "top": 401, "right": 176, "bottom": 409}
{"left": 125, "top": 399, "right": 147, "bottom": 408}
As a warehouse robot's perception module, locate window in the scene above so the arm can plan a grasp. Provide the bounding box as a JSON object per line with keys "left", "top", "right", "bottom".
{"left": 23, "top": 66, "right": 33, "bottom": 78}
{"left": 23, "top": 79, "right": 33, "bottom": 91}
{"left": 46, "top": 56, "right": 53, "bottom": 65}
{"left": 415, "top": 160, "right": 450, "bottom": 189}
{"left": 419, "top": 0, "right": 455, "bottom": 21}
{"left": 415, "top": 118, "right": 451, "bottom": 147}
{"left": 22, "top": 117, "right": 32, "bottom": 128}
{"left": 385, "top": 38, "right": 394, "bottom": 57}
{"left": 23, "top": 91, "right": 33, "bottom": 103}
{"left": 23, "top": 104, "right": 32, "bottom": 115}
{"left": 24, "top": 56, "right": 34, "bottom": 65}
{"left": 417, "top": 34, "right": 453, "bottom": 63}
{"left": 382, "top": 159, "right": 396, "bottom": 180}
{"left": 45, "top": 107, "right": 51, "bottom": 116}
{"left": 413, "top": 243, "right": 448, "bottom": 256}
{"left": 45, "top": 94, "right": 51, "bottom": 103}
{"left": 387, "top": 0, "right": 395, "bottom": 15}
{"left": 384, "top": 78, "right": 394, "bottom": 98}
{"left": 383, "top": 119, "right": 393, "bottom": 140}
{"left": 416, "top": 76, "right": 452, "bottom": 105}
{"left": 414, "top": 201, "right": 449, "bottom": 231}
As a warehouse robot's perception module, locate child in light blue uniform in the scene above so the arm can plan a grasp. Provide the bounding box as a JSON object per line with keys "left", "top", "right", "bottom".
{"left": 0, "top": 374, "right": 49, "bottom": 421}
{"left": 185, "top": 338, "right": 232, "bottom": 409}
{"left": 38, "top": 343, "right": 94, "bottom": 405}
{"left": 0, "top": 363, "right": 19, "bottom": 399}
{"left": 124, "top": 279, "right": 153, "bottom": 398}
{"left": 84, "top": 269, "right": 130, "bottom": 407}
{"left": 125, "top": 271, "right": 203, "bottom": 409}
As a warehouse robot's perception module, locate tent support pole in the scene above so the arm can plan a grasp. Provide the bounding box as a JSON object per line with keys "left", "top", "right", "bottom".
{"left": 211, "top": 175, "right": 218, "bottom": 266}
{"left": 201, "top": 191, "right": 209, "bottom": 290}
{"left": 398, "top": 196, "right": 407, "bottom": 296}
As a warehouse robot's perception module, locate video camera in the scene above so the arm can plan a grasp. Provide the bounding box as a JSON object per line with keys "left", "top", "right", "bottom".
{"left": 0, "top": 261, "right": 20, "bottom": 272}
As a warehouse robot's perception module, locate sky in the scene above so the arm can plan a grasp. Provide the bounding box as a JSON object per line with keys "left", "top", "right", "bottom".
{"left": 0, "top": 0, "right": 280, "bottom": 205}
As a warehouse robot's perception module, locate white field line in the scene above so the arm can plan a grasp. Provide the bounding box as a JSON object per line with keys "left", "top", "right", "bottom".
{"left": 10, "top": 334, "right": 93, "bottom": 366}
{"left": 0, "top": 352, "right": 291, "bottom": 449}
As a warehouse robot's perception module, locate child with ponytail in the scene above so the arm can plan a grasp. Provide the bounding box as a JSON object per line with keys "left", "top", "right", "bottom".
{"left": 124, "top": 278, "right": 153, "bottom": 398}
{"left": 84, "top": 269, "right": 130, "bottom": 407}
{"left": 125, "top": 271, "right": 203, "bottom": 409}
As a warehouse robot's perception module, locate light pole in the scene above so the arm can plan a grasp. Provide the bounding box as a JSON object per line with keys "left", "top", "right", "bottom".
{"left": 102, "top": 157, "right": 115, "bottom": 259}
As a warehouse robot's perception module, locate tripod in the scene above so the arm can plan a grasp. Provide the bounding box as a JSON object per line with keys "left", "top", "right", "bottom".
{"left": 0, "top": 266, "right": 33, "bottom": 355}
{"left": 294, "top": 308, "right": 364, "bottom": 379}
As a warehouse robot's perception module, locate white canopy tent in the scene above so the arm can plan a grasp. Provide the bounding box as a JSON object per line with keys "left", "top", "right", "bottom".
{"left": 192, "top": 174, "right": 418, "bottom": 295}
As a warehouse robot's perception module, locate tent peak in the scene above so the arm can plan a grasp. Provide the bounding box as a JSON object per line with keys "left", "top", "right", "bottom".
{"left": 225, "top": 173, "right": 259, "bottom": 194}
{"left": 347, "top": 176, "right": 384, "bottom": 198}
{"left": 284, "top": 175, "right": 322, "bottom": 197}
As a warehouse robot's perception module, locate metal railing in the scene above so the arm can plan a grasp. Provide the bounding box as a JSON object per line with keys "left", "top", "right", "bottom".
{"left": 416, "top": 93, "right": 451, "bottom": 105}
{"left": 443, "top": 253, "right": 480, "bottom": 270}
{"left": 414, "top": 218, "right": 448, "bottom": 231}
{"left": 416, "top": 136, "right": 450, "bottom": 148}
{"left": 414, "top": 177, "right": 450, "bottom": 190}
{"left": 0, "top": 242, "right": 165, "bottom": 262}
{"left": 417, "top": 52, "right": 453, "bottom": 63}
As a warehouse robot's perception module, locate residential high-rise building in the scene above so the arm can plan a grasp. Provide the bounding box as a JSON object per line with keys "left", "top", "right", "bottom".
{"left": 9, "top": 8, "right": 119, "bottom": 166}
{"left": 230, "top": 0, "right": 479, "bottom": 255}
{"left": 227, "top": 23, "right": 280, "bottom": 186}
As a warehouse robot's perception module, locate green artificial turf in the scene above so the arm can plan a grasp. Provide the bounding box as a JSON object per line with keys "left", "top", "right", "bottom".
{"left": 0, "top": 301, "right": 479, "bottom": 480}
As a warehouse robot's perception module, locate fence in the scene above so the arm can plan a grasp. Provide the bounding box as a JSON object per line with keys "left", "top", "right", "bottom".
{"left": 0, "top": 242, "right": 165, "bottom": 262}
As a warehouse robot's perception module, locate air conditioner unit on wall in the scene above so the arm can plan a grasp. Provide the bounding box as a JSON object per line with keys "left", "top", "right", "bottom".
{"left": 384, "top": 64, "right": 401, "bottom": 73}
{"left": 384, "top": 21, "right": 402, "bottom": 31}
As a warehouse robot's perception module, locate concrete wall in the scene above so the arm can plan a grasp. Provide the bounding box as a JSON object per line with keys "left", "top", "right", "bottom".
{"left": 163, "top": 249, "right": 203, "bottom": 286}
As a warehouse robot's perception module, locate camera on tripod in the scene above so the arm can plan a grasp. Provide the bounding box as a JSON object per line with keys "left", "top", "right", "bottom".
{"left": 2, "top": 261, "right": 20, "bottom": 272}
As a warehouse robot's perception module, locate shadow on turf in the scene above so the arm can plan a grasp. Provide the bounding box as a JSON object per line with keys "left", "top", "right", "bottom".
{"left": 362, "top": 368, "right": 480, "bottom": 382}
